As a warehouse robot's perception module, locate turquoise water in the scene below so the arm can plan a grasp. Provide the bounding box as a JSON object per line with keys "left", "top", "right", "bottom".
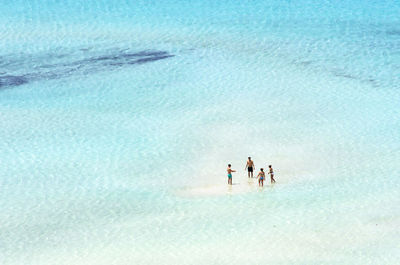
{"left": 1, "top": 1, "right": 399, "bottom": 264}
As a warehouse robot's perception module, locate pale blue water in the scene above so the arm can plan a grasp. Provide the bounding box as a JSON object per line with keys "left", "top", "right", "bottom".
{"left": 1, "top": 1, "right": 399, "bottom": 264}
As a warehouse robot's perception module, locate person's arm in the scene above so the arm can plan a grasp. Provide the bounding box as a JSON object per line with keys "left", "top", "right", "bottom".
{"left": 232, "top": 170, "right": 236, "bottom": 172}
{"left": 244, "top": 163, "right": 248, "bottom": 170}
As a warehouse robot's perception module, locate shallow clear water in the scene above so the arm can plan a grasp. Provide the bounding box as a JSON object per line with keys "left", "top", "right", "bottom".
{"left": 1, "top": 1, "right": 399, "bottom": 264}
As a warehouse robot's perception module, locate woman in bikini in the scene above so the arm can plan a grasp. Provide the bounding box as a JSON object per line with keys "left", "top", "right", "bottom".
{"left": 268, "top": 165, "right": 276, "bottom": 183}
{"left": 257, "top": 168, "right": 265, "bottom": 187}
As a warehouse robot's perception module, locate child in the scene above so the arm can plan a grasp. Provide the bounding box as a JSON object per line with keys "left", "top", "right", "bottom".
{"left": 257, "top": 168, "right": 265, "bottom": 187}
{"left": 227, "top": 164, "right": 236, "bottom": 185}
{"left": 268, "top": 165, "right": 276, "bottom": 183}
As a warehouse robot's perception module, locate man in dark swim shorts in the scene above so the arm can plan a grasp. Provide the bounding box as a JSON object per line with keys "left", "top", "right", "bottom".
{"left": 245, "top": 157, "right": 255, "bottom": 178}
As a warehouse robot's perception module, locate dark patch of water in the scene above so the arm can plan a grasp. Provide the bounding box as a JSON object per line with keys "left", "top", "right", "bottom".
{"left": 0, "top": 75, "right": 29, "bottom": 88}
{"left": 0, "top": 49, "right": 174, "bottom": 89}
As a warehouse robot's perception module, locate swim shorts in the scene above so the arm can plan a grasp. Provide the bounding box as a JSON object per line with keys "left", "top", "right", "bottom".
{"left": 248, "top": 167, "right": 253, "bottom": 172}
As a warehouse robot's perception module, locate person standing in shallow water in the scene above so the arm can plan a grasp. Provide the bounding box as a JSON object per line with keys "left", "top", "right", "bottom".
{"left": 227, "top": 164, "right": 236, "bottom": 185}
{"left": 268, "top": 165, "right": 276, "bottom": 183}
{"left": 257, "top": 168, "right": 265, "bottom": 187}
{"left": 245, "top": 157, "right": 255, "bottom": 178}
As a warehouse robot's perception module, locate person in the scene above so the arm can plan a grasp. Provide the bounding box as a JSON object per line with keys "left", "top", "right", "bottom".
{"left": 268, "top": 165, "right": 276, "bottom": 183}
{"left": 227, "top": 164, "right": 236, "bottom": 185}
{"left": 245, "top": 157, "right": 255, "bottom": 178}
{"left": 257, "top": 168, "right": 265, "bottom": 187}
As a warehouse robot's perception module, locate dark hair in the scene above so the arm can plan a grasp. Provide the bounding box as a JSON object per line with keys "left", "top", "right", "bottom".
{"left": 248, "top": 157, "right": 251, "bottom": 159}
{"left": 269, "top": 165, "right": 272, "bottom": 168}
{"left": 260, "top": 168, "right": 264, "bottom": 171}
{"left": 228, "top": 164, "right": 231, "bottom": 167}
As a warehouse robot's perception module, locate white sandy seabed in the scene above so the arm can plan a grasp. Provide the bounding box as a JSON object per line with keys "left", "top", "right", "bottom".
{"left": 1, "top": 1, "right": 400, "bottom": 264}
